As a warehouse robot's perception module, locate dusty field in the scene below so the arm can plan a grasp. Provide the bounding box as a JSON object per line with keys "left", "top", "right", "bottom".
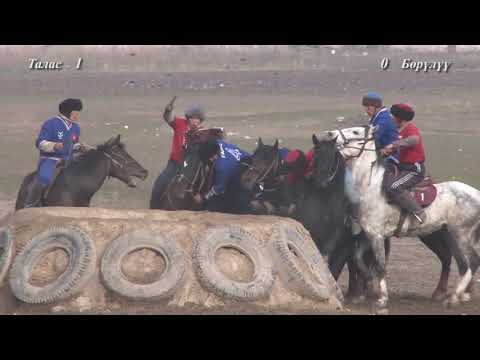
{"left": 1, "top": 52, "right": 480, "bottom": 314}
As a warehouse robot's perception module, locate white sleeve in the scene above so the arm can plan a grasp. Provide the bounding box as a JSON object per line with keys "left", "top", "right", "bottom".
{"left": 38, "top": 140, "right": 57, "bottom": 153}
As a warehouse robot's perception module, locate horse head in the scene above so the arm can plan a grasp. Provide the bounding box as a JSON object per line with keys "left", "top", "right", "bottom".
{"left": 173, "top": 143, "right": 207, "bottom": 201}
{"left": 240, "top": 137, "right": 279, "bottom": 191}
{"left": 324, "top": 125, "right": 376, "bottom": 160}
{"left": 312, "top": 134, "right": 343, "bottom": 189}
{"left": 99, "top": 135, "right": 148, "bottom": 187}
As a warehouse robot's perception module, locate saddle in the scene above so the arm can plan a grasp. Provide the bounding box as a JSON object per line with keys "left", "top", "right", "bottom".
{"left": 392, "top": 176, "right": 437, "bottom": 237}
{"left": 385, "top": 169, "right": 438, "bottom": 208}
{"left": 186, "top": 127, "right": 225, "bottom": 146}
{"left": 410, "top": 176, "right": 437, "bottom": 208}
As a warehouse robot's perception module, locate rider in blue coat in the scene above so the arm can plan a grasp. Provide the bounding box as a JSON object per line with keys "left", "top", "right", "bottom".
{"left": 360, "top": 92, "right": 401, "bottom": 199}
{"left": 362, "top": 92, "right": 399, "bottom": 161}
{"left": 24, "top": 98, "right": 83, "bottom": 207}
{"left": 193, "top": 139, "right": 252, "bottom": 214}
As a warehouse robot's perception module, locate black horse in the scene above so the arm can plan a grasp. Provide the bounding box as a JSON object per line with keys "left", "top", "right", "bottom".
{"left": 153, "top": 141, "right": 214, "bottom": 211}
{"left": 240, "top": 135, "right": 367, "bottom": 299}
{"left": 15, "top": 135, "right": 148, "bottom": 209}
{"left": 240, "top": 138, "right": 289, "bottom": 215}
{"left": 150, "top": 130, "right": 226, "bottom": 211}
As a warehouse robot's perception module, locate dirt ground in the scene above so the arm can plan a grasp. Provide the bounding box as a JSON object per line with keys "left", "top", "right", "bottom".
{"left": 1, "top": 51, "right": 480, "bottom": 314}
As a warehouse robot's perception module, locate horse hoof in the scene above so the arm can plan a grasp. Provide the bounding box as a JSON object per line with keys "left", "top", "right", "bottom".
{"left": 443, "top": 294, "right": 460, "bottom": 308}
{"left": 348, "top": 295, "right": 367, "bottom": 305}
{"left": 459, "top": 292, "right": 472, "bottom": 303}
{"left": 375, "top": 308, "right": 389, "bottom": 315}
{"left": 431, "top": 291, "right": 448, "bottom": 302}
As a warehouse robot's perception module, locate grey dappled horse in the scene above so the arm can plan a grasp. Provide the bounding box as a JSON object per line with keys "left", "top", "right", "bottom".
{"left": 325, "top": 125, "right": 480, "bottom": 314}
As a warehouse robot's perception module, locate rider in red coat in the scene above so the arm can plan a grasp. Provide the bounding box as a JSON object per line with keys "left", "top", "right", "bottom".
{"left": 278, "top": 148, "right": 314, "bottom": 214}
{"left": 382, "top": 103, "right": 427, "bottom": 224}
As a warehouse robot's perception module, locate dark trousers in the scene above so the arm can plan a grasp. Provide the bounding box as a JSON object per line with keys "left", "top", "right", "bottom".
{"left": 383, "top": 161, "right": 426, "bottom": 198}
{"left": 150, "top": 160, "right": 180, "bottom": 208}
{"left": 205, "top": 178, "right": 252, "bottom": 214}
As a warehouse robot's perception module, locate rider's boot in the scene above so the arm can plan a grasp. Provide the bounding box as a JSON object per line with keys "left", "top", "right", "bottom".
{"left": 24, "top": 178, "right": 47, "bottom": 208}
{"left": 392, "top": 190, "right": 427, "bottom": 224}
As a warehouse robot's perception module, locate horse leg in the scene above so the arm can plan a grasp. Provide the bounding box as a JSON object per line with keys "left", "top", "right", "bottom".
{"left": 363, "top": 231, "right": 389, "bottom": 314}
{"left": 464, "top": 254, "right": 479, "bottom": 300}
{"left": 346, "top": 255, "right": 369, "bottom": 304}
{"left": 442, "top": 229, "right": 472, "bottom": 308}
{"left": 328, "top": 235, "right": 351, "bottom": 280}
{"left": 418, "top": 230, "right": 452, "bottom": 302}
{"left": 342, "top": 233, "right": 368, "bottom": 303}
{"left": 460, "top": 247, "right": 480, "bottom": 303}
{"left": 353, "top": 232, "right": 373, "bottom": 282}
{"left": 464, "top": 225, "right": 480, "bottom": 300}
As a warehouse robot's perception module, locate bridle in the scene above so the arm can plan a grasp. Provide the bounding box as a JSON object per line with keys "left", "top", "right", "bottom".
{"left": 336, "top": 126, "right": 379, "bottom": 186}
{"left": 242, "top": 149, "right": 280, "bottom": 189}
{"left": 314, "top": 148, "right": 342, "bottom": 186}
{"left": 336, "top": 126, "right": 376, "bottom": 161}
{"left": 83, "top": 144, "right": 135, "bottom": 169}
{"left": 162, "top": 158, "right": 211, "bottom": 210}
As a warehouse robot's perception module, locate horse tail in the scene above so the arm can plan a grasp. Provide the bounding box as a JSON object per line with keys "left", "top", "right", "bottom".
{"left": 15, "top": 172, "right": 36, "bottom": 211}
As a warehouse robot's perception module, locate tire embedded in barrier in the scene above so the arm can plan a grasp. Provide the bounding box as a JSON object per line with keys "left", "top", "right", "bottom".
{"left": 193, "top": 226, "right": 275, "bottom": 301}
{"left": 0, "top": 226, "right": 14, "bottom": 287}
{"left": 9, "top": 225, "right": 96, "bottom": 304}
{"left": 269, "top": 223, "right": 343, "bottom": 302}
{"left": 101, "top": 229, "right": 186, "bottom": 301}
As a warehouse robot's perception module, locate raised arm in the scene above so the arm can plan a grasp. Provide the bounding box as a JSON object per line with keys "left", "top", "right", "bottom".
{"left": 163, "top": 96, "right": 177, "bottom": 125}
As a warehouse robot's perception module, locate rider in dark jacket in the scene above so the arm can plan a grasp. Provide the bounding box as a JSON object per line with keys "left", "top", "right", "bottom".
{"left": 193, "top": 139, "right": 252, "bottom": 214}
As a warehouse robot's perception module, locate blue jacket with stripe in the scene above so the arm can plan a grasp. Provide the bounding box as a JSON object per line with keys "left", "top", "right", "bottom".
{"left": 35, "top": 116, "right": 80, "bottom": 160}
{"left": 204, "top": 140, "right": 251, "bottom": 200}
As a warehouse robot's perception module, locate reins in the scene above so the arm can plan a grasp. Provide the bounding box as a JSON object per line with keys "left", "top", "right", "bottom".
{"left": 242, "top": 150, "right": 281, "bottom": 189}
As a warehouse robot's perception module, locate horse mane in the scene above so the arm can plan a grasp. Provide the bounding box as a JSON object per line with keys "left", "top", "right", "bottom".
{"left": 66, "top": 138, "right": 124, "bottom": 171}
{"left": 97, "top": 140, "right": 126, "bottom": 153}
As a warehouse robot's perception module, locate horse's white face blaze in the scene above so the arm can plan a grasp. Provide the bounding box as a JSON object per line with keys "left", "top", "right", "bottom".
{"left": 325, "top": 126, "right": 374, "bottom": 159}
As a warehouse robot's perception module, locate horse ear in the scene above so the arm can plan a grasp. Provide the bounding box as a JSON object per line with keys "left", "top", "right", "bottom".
{"left": 105, "top": 136, "right": 116, "bottom": 147}
{"left": 312, "top": 134, "right": 320, "bottom": 146}
{"left": 273, "top": 139, "right": 279, "bottom": 151}
{"left": 258, "top": 137, "right": 264, "bottom": 148}
{"left": 115, "top": 134, "right": 121, "bottom": 144}
{"left": 329, "top": 135, "right": 338, "bottom": 144}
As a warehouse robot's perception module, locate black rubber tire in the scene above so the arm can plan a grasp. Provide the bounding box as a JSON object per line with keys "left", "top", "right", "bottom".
{"left": 193, "top": 226, "right": 275, "bottom": 301}
{"left": 101, "top": 229, "right": 186, "bottom": 301}
{"left": 0, "top": 226, "right": 14, "bottom": 287}
{"left": 9, "top": 225, "right": 96, "bottom": 304}
{"left": 269, "top": 223, "right": 343, "bottom": 302}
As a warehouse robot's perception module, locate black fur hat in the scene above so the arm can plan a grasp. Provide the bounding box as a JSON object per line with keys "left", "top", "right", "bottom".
{"left": 59, "top": 98, "right": 83, "bottom": 118}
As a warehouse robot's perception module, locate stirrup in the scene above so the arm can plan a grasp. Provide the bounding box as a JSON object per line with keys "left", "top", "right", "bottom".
{"left": 412, "top": 213, "right": 424, "bottom": 224}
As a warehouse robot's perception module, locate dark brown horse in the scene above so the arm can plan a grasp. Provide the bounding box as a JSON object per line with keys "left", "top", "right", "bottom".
{"left": 240, "top": 136, "right": 370, "bottom": 300}
{"left": 155, "top": 142, "right": 214, "bottom": 211}
{"left": 152, "top": 128, "right": 228, "bottom": 211}
{"left": 15, "top": 135, "right": 148, "bottom": 209}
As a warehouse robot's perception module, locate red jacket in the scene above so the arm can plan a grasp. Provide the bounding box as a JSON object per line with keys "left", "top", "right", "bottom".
{"left": 286, "top": 149, "right": 314, "bottom": 185}
{"left": 398, "top": 122, "right": 425, "bottom": 164}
